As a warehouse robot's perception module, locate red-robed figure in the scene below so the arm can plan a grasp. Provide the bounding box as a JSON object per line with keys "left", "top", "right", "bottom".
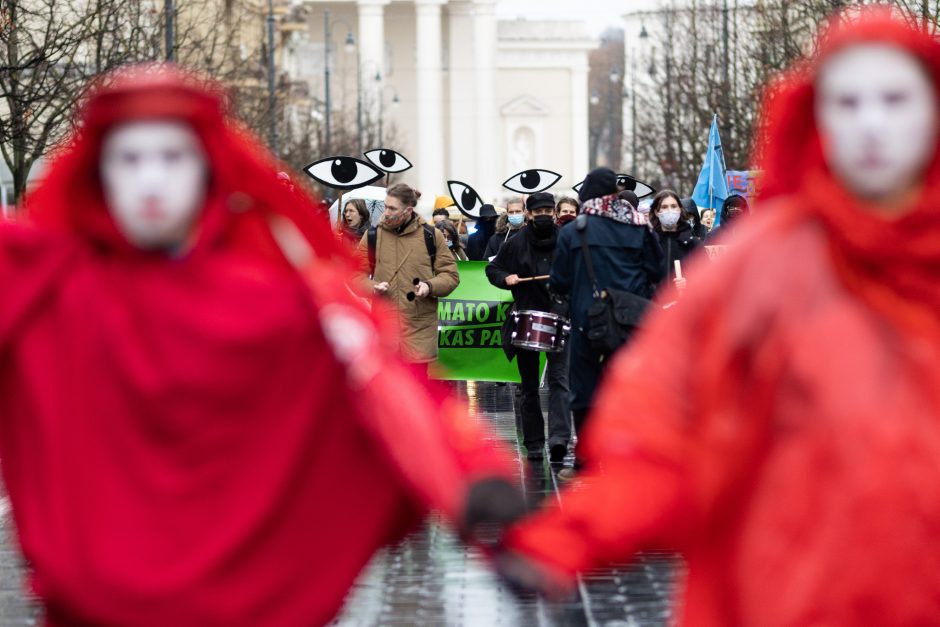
{"left": 0, "top": 66, "right": 519, "bottom": 625}
{"left": 504, "top": 9, "right": 940, "bottom": 626}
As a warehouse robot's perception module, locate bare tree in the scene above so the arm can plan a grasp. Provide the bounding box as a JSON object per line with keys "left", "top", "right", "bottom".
{"left": 629, "top": 0, "right": 940, "bottom": 195}
{"left": 0, "top": 0, "right": 160, "bottom": 202}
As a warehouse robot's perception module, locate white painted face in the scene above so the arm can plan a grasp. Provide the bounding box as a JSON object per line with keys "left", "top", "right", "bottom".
{"left": 100, "top": 121, "right": 208, "bottom": 250}
{"left": 816, "top": 44, "right": 938, "bottom": 203}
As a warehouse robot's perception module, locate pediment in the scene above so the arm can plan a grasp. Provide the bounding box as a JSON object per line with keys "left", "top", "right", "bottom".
{"left": 500, "top": 95, "right": 550, "bottom": 117}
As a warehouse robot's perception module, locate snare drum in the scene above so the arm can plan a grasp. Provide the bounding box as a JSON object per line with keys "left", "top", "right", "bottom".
{"left": 511, "top": 310, "right": 570, "bottom": 353}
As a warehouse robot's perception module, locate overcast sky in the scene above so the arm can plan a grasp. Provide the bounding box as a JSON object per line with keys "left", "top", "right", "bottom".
{"left": 496, "top": 0, "right": 665, "bottom": 36}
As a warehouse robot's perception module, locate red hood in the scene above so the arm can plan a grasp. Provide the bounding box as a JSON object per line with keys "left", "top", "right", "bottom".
{"left": 755, "top": 8, "right": 940, "bottom": 339}
{"left": 27, "top": 63, "right": 345, "bottom": 267}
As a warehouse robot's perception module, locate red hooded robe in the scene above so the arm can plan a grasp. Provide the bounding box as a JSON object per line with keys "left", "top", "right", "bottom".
{"left": 0, "top": 66, "right": 514, "bottom": 626}
{"left": 506, "top": 9, "right": 940, "bottom": 626}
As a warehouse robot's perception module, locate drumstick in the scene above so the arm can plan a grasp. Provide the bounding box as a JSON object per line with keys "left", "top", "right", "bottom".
{"left": 385, "top": 249, "right": 413, "bottom": 284}
{"left": 674, "top": 260, "right": 683, "bottom": 280}
{"left": 515, "top": 275, "right": 550, "bottom": 283}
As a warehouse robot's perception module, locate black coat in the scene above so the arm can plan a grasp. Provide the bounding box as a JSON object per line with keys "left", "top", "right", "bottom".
{"left": 466, "top": 219, "right": 496, "bottom": 261}
{"left": 483, "top": 227, "right": 522, "bottom": 260}
{"left": 550, "top": 215, "right": 663, "bottom": 330}
{"left": 486, "top": 225, "right": 558, "bottom": 313}
{"left": 654, "top": 221, "right": 701, "bottom": 289}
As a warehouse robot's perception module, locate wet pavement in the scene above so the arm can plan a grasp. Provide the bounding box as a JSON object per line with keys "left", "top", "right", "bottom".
{"left": 0, "top": 382, "right": 681, "bottom": 625}
{"left": 333, "top": 381, "right": 682, "bottom": 626}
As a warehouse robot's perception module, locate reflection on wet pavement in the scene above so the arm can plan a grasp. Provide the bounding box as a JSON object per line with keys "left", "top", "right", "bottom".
{"left": 333, "top": 382, "right": 682, "bottom": 626}
{"left": 0, "top": 382, "right": 680, "bottom": 625}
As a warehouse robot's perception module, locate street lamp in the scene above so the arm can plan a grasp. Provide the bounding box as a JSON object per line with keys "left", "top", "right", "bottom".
{"left": 590, "top": 90, "right": 600, "bottom": 106}
{"left": 378, "top": 83, "right": 400, "bottom": 147}
{"left": 164, "top": 0, "right": 175, "bottom": 61}
{"left": 266, "top": 0, "right": 277, "bottom": 154}
{"left": 324, "top": 9, "right": 355, "bottom": 154}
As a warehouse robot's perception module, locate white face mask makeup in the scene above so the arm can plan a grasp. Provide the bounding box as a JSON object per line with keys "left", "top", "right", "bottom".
{"left": 816, "top": 44, "right": 938, "bottom": 205}
{"left": 100, "top": 121, "right": 208, "bottom": 251}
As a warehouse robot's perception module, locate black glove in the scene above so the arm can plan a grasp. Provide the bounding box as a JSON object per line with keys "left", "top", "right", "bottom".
{"left": 459, "top": 476, "right": 528, "bottom": 548}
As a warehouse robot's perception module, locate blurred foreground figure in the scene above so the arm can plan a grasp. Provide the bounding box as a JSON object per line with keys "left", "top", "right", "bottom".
{"left": 0, "top": 65, "right": 518, "bottom": 626}
{"left": 504, "top": 10, "right": 940, "bottom": 625}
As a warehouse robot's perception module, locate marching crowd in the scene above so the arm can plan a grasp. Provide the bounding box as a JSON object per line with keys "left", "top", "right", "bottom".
{"left": 345, "top": 167, "right": 753, "bottom": 480}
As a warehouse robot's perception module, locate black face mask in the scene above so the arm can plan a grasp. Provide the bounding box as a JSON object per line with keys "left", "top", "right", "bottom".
{"left": 531, "top": 214, "right": 556, "bottom": 238}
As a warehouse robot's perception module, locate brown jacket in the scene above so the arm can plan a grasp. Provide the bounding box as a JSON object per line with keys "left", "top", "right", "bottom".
{"left": 358, "top": 214, "right": 459, "bottom": 362}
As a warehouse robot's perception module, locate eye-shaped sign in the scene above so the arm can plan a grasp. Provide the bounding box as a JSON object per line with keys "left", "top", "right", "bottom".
{"left": 363, "top": 148, "right": 413, "bottom": 174}
{"left": 616, "top": 174, "right": 656, "bottom": 198}
{"left": 303, "top": 156, "right": 384, "bottom": 190}
{"left": 447, "top": 180, "right": 485, "bottom": 219}
{"left": 571, "top": 173, "right": 656, "bottom": 199}
{"left": 502, "top": 168, "right": 562, "bottom": 194}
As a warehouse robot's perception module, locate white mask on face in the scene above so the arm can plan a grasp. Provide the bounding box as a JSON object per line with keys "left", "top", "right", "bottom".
{"left": 100, "top": 121, "right": 208, "bottom": 250}
{"left": 658, "top": 209, "right": 681, "bottom": 228}
{"left": 816, "top": 44, "right": 938, "bottom": 203}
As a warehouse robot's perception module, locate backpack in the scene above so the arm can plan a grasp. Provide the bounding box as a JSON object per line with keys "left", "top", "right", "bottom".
{"left": 367, "top": 224, "right": 437, "bottom": 278}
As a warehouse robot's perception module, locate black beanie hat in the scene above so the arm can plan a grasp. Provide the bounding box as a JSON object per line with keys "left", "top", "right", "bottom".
{"left": 577, "top": 167, "right": 618, "bottom": 203}
{"left": 478, "top": 204, "right": 498, "bottom": 219}
{"left": 617, "top": 190, "right": 639, "bottom": 209}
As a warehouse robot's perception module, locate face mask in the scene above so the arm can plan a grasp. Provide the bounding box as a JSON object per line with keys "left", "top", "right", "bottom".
{"left": 383, "top": 207, "right": 411, "bottom": 229}
{"left": 658, "top": 209, "right": 681, "bottom": 228}
{"left": 507, "top": 213, "right": 524, "bottom": 227}
{"left": 557, "top": 214, "right": 576, "bottom": 227}
{"left": 100, "top": 121, "right": 207, "bottom": 250}
{"left": 816, "top": 44, "right": 938, "bottom": 202}
{"left": 446, "top": 240, "right": 454, "bottom": 248}
{"left": 531, "top": 214, "right": 556, "bottom": 236}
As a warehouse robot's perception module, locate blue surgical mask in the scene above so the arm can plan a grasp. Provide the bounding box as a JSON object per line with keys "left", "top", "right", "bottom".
{"left": 507, "top": 213, "right": 524, "bottom": 227}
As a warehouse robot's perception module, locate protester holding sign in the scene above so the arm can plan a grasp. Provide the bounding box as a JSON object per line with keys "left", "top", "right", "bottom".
{"left": 548, "top": 168, "right": 663, "bottom": 478}
{"left": 486, "top": 192, "right": 572, "bottom": 464}
{"left": 649, "top": 190, "right": 701, "bottom": 293}
{"left": 503, "top": 10, "right": 940, "bottom": 625}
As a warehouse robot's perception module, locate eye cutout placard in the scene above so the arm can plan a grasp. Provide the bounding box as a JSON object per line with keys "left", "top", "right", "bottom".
{"left": 616, "top": 174, "right": 656, "bottom": 198}
{"left": 502, "top": 169, "right": 562, "bottom": 194}
{"left": 570, "top": 173, "right": 656, "bottom": 198}
{"left": 303, "top": 156, "right": 384, "bottom": 190}
{"left": 447, "top": 180, "right": 485, "bottom": 219}
{"left": 363, "top": 148, "right": 413, "bottom": 174}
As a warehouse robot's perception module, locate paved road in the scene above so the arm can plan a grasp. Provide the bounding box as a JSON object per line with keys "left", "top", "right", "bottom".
{"left": 333, "top": 382, "right": 681, "bottom": 626}
{"left": 0, "top": 382, "right": 680, "bottom": 625}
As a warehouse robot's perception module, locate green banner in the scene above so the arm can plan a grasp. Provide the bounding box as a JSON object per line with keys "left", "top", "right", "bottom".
{"left": 432, "top": 261, "right": 522, "bottom": 382}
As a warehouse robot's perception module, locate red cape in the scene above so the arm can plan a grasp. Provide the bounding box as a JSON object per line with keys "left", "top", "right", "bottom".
{"left": 507, "top": 10, "right": 940, "bottom": 626}
{"left": 1, "top": 65, "right": 514, "bottom": 626}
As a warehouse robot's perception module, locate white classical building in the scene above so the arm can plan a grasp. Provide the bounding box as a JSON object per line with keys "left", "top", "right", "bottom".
{"left": 283, "top": 0, "right": 594, "bottom": 206}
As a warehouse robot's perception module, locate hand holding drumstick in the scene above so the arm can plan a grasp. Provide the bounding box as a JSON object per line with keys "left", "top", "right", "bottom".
{"left": 505, "top": 274, "right": 550, "bottom": 286}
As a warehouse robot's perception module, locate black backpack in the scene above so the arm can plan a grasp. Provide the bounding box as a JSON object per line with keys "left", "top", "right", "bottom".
{"left": 367, "top": 224, "right": 437, "bottom": 278}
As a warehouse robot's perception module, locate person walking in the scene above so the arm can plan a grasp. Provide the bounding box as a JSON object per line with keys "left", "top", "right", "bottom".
{"left": 0, "top": 65, "right": 519, "bottom": 626}
{"left": 503, "top": 10, "right": 940, "bottom": 626}
{"left": 548, "top": 168, "right": 663, "bottom": 477}
{"left": 649, "top": 190, "right": 702, "bottom": 293}
{"left": 360, "top": 183, "right": 460, "bottom": 367}
{"left": 486, "top": 192, "right": 572, "bottom": 464}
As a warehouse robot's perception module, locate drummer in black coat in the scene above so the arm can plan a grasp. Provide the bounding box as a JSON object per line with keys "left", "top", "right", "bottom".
{"left": 486, "top": 192, "right": 572, "bottom": 464}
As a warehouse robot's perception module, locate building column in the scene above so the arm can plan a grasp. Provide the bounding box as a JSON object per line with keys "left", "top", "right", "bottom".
{"left": 357, "top": 0, "right": 388, "bottom": 140}
{"left": 415, "top": 0, "right": 446, "bottom": 204}
{"left": 571, "top": 60, "right": 590, "bottom": 184}
{"left": 448, "top": 1, "right": 476, "bottom": 184}
{"left": 473, "top": 0, "right": 497, "bottom": 202}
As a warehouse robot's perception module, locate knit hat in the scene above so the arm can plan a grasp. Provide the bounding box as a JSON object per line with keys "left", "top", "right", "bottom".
{"left": 577, "top": 167, "right": 618, "bottom": 203}
{"left": 434, "top": 195, "right": 455, "bottom": 210}
{"left": 525, "top": 191, "right": 555, "bottom": 211}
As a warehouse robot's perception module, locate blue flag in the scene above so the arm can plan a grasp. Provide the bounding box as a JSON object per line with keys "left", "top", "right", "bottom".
{"left": 692, "top": 115, "right": 729, "bottom": 226}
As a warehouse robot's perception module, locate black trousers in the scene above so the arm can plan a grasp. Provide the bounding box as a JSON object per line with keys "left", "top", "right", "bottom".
{"left": 516, "top": 347, "right": 571, "bottom": 457}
